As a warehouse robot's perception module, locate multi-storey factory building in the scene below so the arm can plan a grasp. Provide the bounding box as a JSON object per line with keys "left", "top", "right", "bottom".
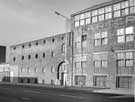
{"left": 71, "top": 0, "right": 135, "bottom": 89}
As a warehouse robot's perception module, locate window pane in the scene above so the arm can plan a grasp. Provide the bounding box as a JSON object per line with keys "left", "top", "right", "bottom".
{"left": 82, "top": 41, "right": 87, "bottom": 48}
{"left": 86, "top": 18, "right": 91, "bottom": 24}
{"left": 92, "top": 16, "right": 97, "bottom": 23}
{"left": 118, "top": 60, "right": 125, "bottom": 67}
{"left": 121, "top": 1, "right": 129, "bottom": 8}
{"left": 126, "top": 35, "right": 134, "bottom": 42}
{"left": 130, "top": 0, "right": 134, "bottom": 6}
{"left": 126, "top": 27, "right": 133, "bottom": 34}
{"left": 126, "top": 59, "right": 133, "bottom": 66}
{"left": 126, "top": 52, "right": 133, "bottom": 59}
{"left": 75, "top": 15, "right": 80, "bottom": 21}
{"left": 92, "top": 10, "right": 98, "bottom": 16}
{"left": 102, "top": 60, "right": 107, "bottom": 67}
{"left": 117, "top": 52, "right": 125, "bottom": 59}
{"left": 80, "top": 14, "right": 85, "bottom": 19}
{"left": 113, "top": 3, "right": 121, "bottom": 10}
{"left": 75, "top": 21, "right": 79, "bottom": 27}
{"left": 95, "top": 39, "right": 101, "bottom": 46}
{"left": 122, "top": 8, "right": 129, "bottom": 16}
{"left": 114, "top": 10, "right": 121, "bottom": 17}
{"left": 130, "top": 7, "right": 135, "bottom": 14}
{"left": 95, "top": 61, "right": 101, "bottom": 68}
{"left": 105, "top": 6, "right": 112, "bottom": 12}
{"left": 98, "top": 8, "right": 104, "bottom": 14}
{"left": 99, "top": 14, "right": 104, "bottom": 21}
{"left": 118, "top": 36, "right": 125, "bottom": 42}
{"left": 105, "top": 13, "right": 112, "bottom": 19}
{"left": 102, "top": 38, "right": 107, "bottom": 45}
{"left": 80, "top": 20, "right": 85, "bottom": 25}
{"left": 117, "top": 28, "right": 124, "bottom": 35}
{"left": 85, "top": 12, "right": 91, "bottom": 18}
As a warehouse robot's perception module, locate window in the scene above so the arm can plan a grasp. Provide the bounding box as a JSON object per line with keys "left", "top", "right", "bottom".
{"left": 51, "top": 51, "right": 55, "bottom": 57}
{"left": 98, "top": 8, "right": 104, "bottom": 21}
{"left": 94, "top": 76, "right": 107, "bottom": 87}
{"left": 42, "top": 67, "right": 46, "bottom": 73}
{"left": 94, "top": 32, "right": 108, "bottom": 46}
{"left": 75, "top": 42, "right": 81, "bottom": 49}
{"left": 22, "top": 45, "right": 25, "bottom": 49}
{"left": 121, "top": 1, "right": 129, "bottom": 16}
{"left": 28, "top": 55, "right": 31, "bottom": 60}
{"left": 85, "top": 12, "right": 91, "bottom": 24}
{"left": 35, "top": 54, "right": 38, "bottom": 59}
{"left": 117, "top": 51, "right": 134, "bottom": 67}
{"left": 61, "top": 43, "right": 65, "bottom": 53}
{"left": 29, "top": 44, "right": 31, "bottom": 48}
{"left": 36, "top": 42, "right": 38, "bottom": 46}
{"left": 35, "top": 67, "right": 38, "bottom": 73}
{"left": 13, "top": 57, "right": 16, "bottom": 62}
{"left": 93, "top": 53, "right": 108, "bottom": 68}
{"left": 13, "top": 47, "right": 16, "bottom": 50}
{"left": 82, "top": 35, "right": 87, "bottom": 48}
{"left": 117, "top": 27, "right": 134, "bottom": 43}
{"left": 51, "top": 67, "right": 55, "bottom": 73}
{"left": 43, "top": 40, "right": 46, "bottom": 44}
{"left": 43, "top": 52, "right": 45, "bottom": 58}
{"left": 113, "top": 3, "right": 121, "bottom": 18}
{"left": 117, "top": 76, "right": 132, "bottom": 88}
{"left": 22, "top": 56, "right": 24, "bottom": 60}
{"left": 52, "top": 38, "right": 55, "bottom": 42}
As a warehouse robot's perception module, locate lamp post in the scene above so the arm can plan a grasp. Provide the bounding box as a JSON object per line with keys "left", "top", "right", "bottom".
{"left": 55, "top": 11, "right": 70, "bottom": 86}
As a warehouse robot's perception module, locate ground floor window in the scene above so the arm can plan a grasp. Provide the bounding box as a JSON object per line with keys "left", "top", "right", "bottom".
{"left": 93, "top": 76, "right": 107, "bottom": 87}
{"left": 75, "top": 75, "right": 86, "bottom": 86}
{"left": 116, "top": 76, "right": 132, "bottom": 88}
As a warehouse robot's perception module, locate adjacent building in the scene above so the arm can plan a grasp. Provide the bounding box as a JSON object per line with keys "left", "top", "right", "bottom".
{"left": 71, "top": 0, "right": 135, "bottom": 89}
{"left": 9, "top": 33, "right": 73, "bottom": 85}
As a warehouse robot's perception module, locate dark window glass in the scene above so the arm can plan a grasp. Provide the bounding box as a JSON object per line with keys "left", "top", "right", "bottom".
{"left": 22, "top": 56, "right": 24, "bottom": 60}
{"left": 35, "top": 54, "right": 38, "bottom": 59}
{"left": 43, "top": 53, "right": 45, "bottom": 58}
{"left": 28, "top": 55, "right": 31, "bottom": 60}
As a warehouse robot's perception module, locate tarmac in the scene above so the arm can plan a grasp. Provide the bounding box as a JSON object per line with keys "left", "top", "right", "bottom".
{"left": 0, "top": 82, "right": 134, "bottom": 96}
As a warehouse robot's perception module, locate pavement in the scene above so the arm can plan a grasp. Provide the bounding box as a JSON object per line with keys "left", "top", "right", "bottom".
{"left": 0, "top": 82, "right": 134, "bottom": 96}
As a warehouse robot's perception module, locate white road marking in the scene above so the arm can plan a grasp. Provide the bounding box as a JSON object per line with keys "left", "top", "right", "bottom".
{"left": 24, "top": 90, "right": 41, "bottom": 94}
{"left": 108, "top": 95, "right": 133, "bottom": 98}
{"left": 59, "top": 94, "right": 86, "bottom": 99}
{"left": 21, "top": 97, "right": 30, "bottom": 101}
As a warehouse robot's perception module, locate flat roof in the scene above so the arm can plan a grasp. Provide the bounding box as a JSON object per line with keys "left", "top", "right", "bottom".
{"left": 71, "top": 0, "right": 125, "bottom": 17}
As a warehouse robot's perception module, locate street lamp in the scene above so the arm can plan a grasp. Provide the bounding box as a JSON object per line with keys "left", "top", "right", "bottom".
{"left": 55, "top": 11, "right": 70, "bottom": 87}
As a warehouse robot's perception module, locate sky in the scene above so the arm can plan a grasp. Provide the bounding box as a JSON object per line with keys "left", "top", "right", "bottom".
{"left": 0, "top": 0, "right": 111, "bottom": 46}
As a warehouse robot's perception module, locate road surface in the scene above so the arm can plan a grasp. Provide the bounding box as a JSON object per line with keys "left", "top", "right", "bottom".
{"left": 0, "top": 84, "right": 134, "bottom": 102}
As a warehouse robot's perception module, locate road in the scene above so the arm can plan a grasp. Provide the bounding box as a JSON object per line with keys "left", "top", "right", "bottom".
{"left": 0, "top": 84, "right": 134, "bottom": 102}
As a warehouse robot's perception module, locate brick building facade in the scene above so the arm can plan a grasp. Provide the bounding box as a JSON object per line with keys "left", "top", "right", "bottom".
{"left": 71, "top": 0, "right": 135, "bottom": 89}
{"left": 10, "top": 33, "right": 73, "bottom": 85}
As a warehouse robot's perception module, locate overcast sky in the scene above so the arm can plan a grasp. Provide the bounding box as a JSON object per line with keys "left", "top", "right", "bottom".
{"left": 0, "top": 0, "right": 110, "bottom": 46}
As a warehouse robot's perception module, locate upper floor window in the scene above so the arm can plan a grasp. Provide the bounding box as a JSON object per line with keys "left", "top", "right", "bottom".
{"left": 94, "top": 32, "right": 108, "bottom": 46}
{"left": 13, "top": 57, "right": 16, "bottom": 62}
{"left": 29, "top": 44, "right": 31, "bottom": 48}
{"left": 13, "top": 47, "right": 16, "bottom": 50}
{"left": 117, "top": 26, "right": 134, "bottom": 43}
{"left": 36, "top": 42, "right": 38, "bottom": 46}
{"left": 28, "top": 55, "right": 31, "bottom": 60}
{"left": 93, "top": 53, "right": 108, "bottom": 68}
{"left": 42, "top": 67, "right": 46, "bottom": 73}
{"left": 35, "top": 54, "right": 38, "bottom": 59}
{"left": 52, "top": 38, "right": 55, "bottom": 42}
{"left": 82, "top": 35, "right": 87, "bottom": 48}
{"left": 22, "top": 45, "right": 25, "bottom": 49}
{"left": 43, "top": 40, "right": 46, "bottom": 44}
{"left": 22, "top": 56, "right": 24, "bottom": 60}
{"left": 61, "top": 43, "right": 65, "bottom": 53}
{"left": 43, "top": 52, "right": 45, "bottom": 58}
{"left": 75, "top": 41, "right": 81, "bottom": 49}
{"left": 51, "top": 51, "right": 55, "bottom": 57}
{"left": 117, "top": 51, "right": 134, "bottom": 67}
